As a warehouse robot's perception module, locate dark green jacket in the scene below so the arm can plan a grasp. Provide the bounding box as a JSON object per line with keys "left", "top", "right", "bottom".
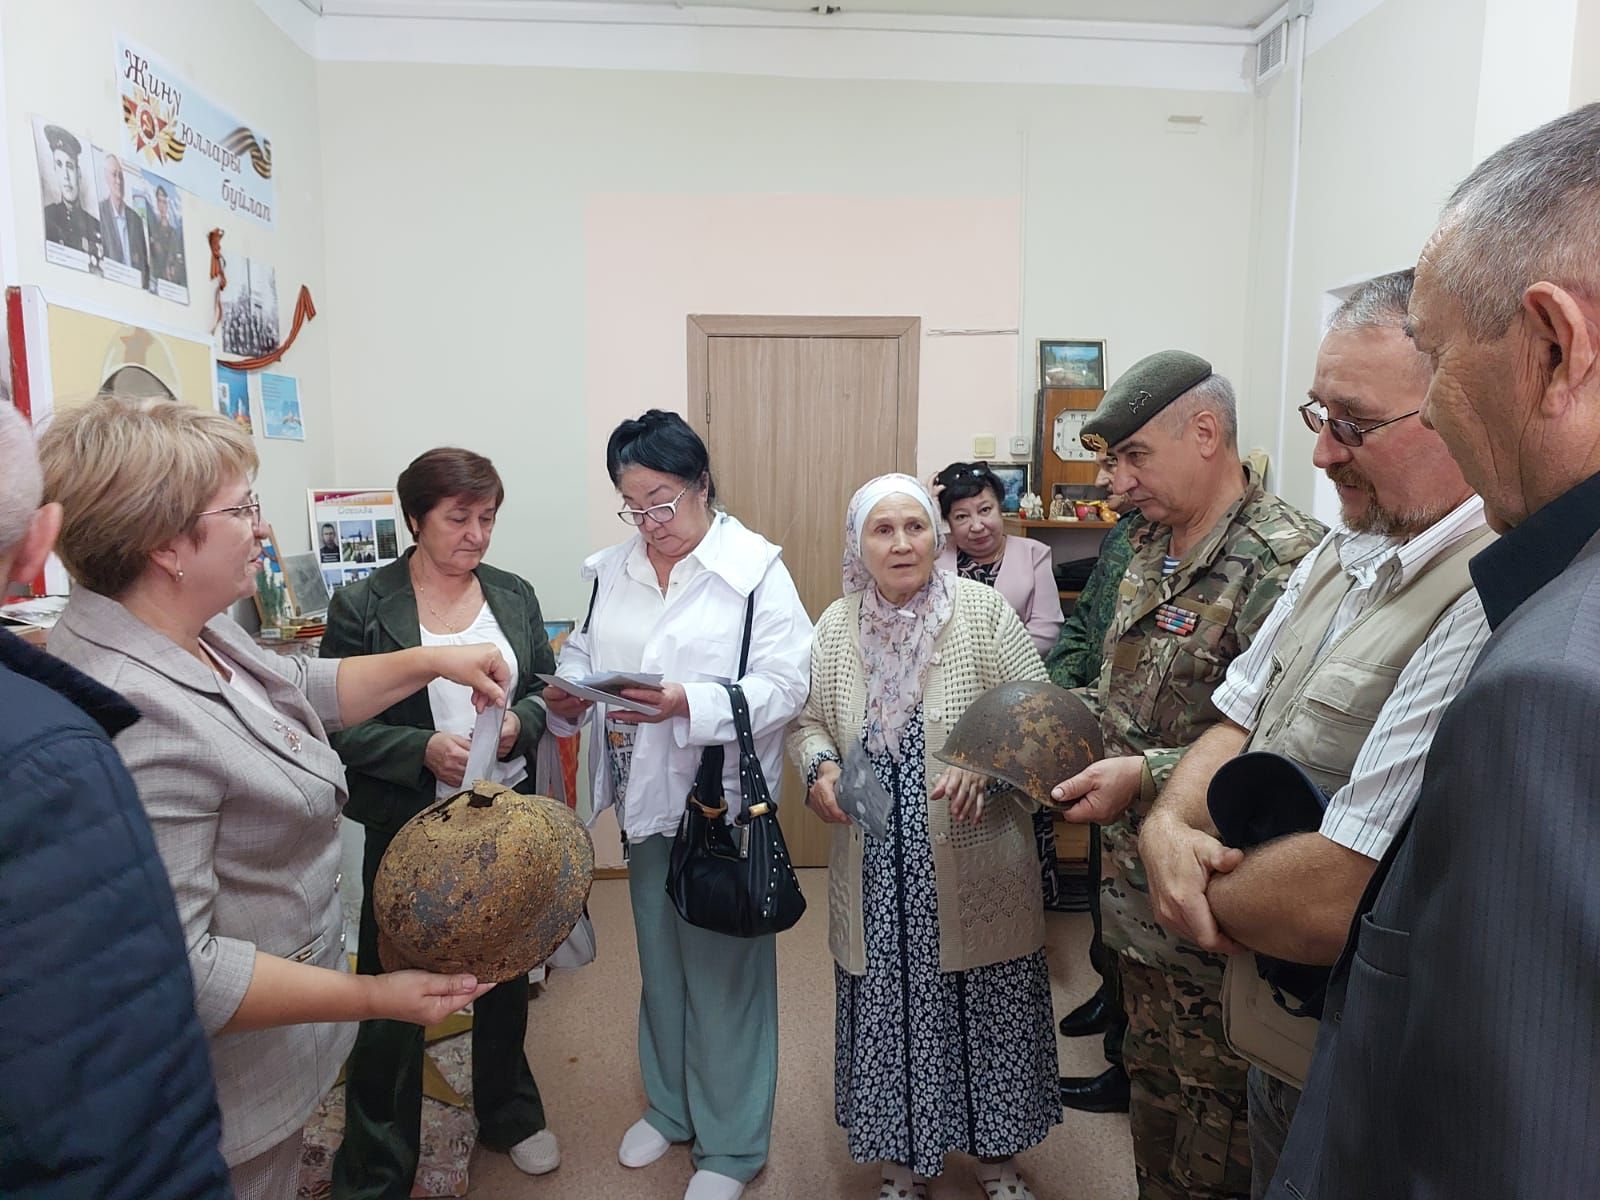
{"left": 1044, "top": 513, "right": 1141, "bottom": 689}
{"left": 320, "top": 551, "right": 556, "bottom": 833}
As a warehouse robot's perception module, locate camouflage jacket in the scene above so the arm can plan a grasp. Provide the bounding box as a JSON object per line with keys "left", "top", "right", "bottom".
{"left": 1090, "top": 467, "right": 1324, "bottom": 980}
{"left": 1045, "top": 513, "right": 1140, "bottom": 690}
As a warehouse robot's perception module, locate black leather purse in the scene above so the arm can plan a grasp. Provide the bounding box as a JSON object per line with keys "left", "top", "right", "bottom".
{"left": 665, "top": 592, "right": 806, "bottom": 937}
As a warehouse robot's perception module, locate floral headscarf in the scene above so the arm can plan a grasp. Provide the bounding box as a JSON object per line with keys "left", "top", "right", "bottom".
{"left": 843, "top": 474, "right": 955, "bottom": 760}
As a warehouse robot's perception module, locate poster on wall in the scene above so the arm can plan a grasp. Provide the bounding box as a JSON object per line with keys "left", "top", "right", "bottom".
{"left": 130, "top": 166, "right": 188, "bottom": 303}
{"left": 32, "top": 117, "right": 103, "bottom": 274}
{"left": 90, "top": 147, "right": 149, "bottom": 291}
{"left": 260, "top": 372, "right": 303, "bottom": 440}
{"left": 215, "top": 362, "right": 252, "bottom": 433}
{"left": 22, "top": 293, "right": 214, "bottom": 428}
{"left": 117, "top": 38, "right": 275, "bottom": 227}
{"left": 219, "top": 256, "right": 279, "bottom": 357}
{"left": 309, "top": 489, "right": 405, "bottom": 590}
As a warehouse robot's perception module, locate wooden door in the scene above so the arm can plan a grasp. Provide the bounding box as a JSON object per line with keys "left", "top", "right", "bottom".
{"left": 689, "top": 315, "right": 919, "bottom": 866}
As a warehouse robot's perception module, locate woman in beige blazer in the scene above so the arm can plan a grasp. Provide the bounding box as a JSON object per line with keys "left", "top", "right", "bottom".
{"left": 788, "top": 474, "right": 1058, "bottom": 1200}
{"left": 40, "top": 397, "right": 507, "bottom": 1200}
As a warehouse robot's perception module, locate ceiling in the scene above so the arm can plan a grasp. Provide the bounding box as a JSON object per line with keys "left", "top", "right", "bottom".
{"left": 313, "top": 0, "right": 1289, "bottom": 30}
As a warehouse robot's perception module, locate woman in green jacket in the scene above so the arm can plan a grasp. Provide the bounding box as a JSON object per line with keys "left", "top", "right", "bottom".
{"left": 323, "top": 447, "right": 560, "bottom": 1199}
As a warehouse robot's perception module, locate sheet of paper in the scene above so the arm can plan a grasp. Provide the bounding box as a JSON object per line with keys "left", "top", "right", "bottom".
{"left": 463, "top": 705, "right": 503, "bottom": 785}
{"left": 535, "top": 672, "right": 662, "bottom": 715}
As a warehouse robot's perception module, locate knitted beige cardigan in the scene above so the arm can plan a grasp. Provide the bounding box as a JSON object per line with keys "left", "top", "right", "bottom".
{"left": 788, "top": 577, "right": 1049, "bottom": 975}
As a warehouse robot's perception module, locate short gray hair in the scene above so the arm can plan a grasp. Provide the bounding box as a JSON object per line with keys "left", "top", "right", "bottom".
{"left": 1431, "top": 101, "right": 1600, "bottom": 339}
{"left": 1159, "top": 372, "right": 1238, "bottom": 451}
{"left": 0, "top": 404, "right": 42, "bottom": 556}
{"left": 1329, "top": 269, "right": 1415, "bottom": 334}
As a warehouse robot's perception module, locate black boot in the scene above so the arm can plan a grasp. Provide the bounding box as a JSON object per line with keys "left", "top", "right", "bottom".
{"left": 1059, "top": 1065, "right": 1131, "bottom": 1114}
{"left": 1058, "top": 993, "right": 1115, "bottom": 1038}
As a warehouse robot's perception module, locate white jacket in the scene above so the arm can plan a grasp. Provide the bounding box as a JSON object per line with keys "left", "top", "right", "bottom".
{"left": 550, "top": 513, "right": 813, "bottom": 841}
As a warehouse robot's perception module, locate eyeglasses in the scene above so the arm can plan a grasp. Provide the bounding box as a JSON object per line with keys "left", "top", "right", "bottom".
{"left": 617, "top": 484, "right": 691, "bottom": 527}
{"left": 1299, "top": 403, "right": 1421, "bottom": 448}
{"left": 197, "top": 492, "right": 262, "bottom": 522}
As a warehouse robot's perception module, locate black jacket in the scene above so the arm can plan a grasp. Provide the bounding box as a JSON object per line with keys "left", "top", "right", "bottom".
{"left": 0, "top": 629, "right": 230, "bottom": 1199}
{"left": 321, "top": 552, "right": 556, "bottom": 833}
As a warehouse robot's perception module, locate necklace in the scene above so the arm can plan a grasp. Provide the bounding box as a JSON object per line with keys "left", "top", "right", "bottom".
{"left": 413, "top": 564, "right": 478, "bottom": 634}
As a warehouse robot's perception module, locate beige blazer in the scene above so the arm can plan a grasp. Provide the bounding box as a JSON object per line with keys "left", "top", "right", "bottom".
{"left": 50, "top": 588, "right": 355, "bottom": 1166}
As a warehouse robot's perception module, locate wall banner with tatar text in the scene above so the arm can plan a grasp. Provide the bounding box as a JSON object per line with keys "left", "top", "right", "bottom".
{"left": 116, "top": 37, "right": 275, "bottom": 227}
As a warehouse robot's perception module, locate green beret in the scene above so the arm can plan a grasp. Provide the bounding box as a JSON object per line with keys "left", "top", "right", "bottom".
{"left": 1080, "top": 350, "right": 1213, "bottom": 454}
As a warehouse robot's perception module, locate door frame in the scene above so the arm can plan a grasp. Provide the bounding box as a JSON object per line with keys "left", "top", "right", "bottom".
{"left": 685, "top": 314, "right": 920, "bottom": 471}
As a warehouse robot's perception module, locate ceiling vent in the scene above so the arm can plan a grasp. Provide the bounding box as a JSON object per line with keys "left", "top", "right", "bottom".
{"left": 1255, "top": 20, "right": 1288, "bottom": 85}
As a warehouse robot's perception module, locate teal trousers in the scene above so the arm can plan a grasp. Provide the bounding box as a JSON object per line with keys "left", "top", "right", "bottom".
{"left": 628, "top": 833, "right": 777, "bottom": 1182}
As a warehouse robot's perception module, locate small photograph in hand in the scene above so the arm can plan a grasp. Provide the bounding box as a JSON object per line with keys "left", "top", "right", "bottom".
{"left": 536, "top": 671, "right": 663, "bottom": 714}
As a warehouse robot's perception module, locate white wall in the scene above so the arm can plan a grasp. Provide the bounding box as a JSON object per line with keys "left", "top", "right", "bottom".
{"left": 2, "top": 0, "right": 334, "bottom": 557}
{"left": 1242, "top": 0, "right": 1489, "bottom": 516}
{"left": 315, "top": 64, "right": 1258, "bottom": 618}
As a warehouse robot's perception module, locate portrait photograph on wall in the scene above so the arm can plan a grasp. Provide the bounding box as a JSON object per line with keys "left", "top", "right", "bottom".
{"left": 130, "top": 166, "right": 188, "bottom": 303}
{"left": 90, "top": 147, "right": 149, "bottom": 291}
{"left": 33, "top": 116, "right": 102, "bottom": 274}
{"left": 1038, "top": 339, "right": 1106, "bottom": 389}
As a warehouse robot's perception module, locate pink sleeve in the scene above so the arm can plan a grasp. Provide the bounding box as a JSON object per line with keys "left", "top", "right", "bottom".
{"left": 1023, "top": 540, "right": 1064, "bottom": 655}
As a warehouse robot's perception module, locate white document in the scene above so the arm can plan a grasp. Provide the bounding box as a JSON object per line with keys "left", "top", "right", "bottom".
{"left": 535, "top": 672, "right": 663, "bottom": 715}
{"left": 463, "top": 704, "right": 504, "bottom": 785}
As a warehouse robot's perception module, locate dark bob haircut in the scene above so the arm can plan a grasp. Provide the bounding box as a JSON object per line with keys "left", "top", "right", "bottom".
{"left": 933, "top": 461, "right": 1004, "bottom": 519}
{"left": 606, "top": 409, "right": 717, "bottom": 503}
{"left": 396, "top": 447, "right": 505, "bottom": 536}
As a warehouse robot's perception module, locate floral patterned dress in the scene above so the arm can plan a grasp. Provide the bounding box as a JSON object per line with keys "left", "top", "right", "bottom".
{"left": 829, "top": 709, "right": 1060, "bottom": 1176}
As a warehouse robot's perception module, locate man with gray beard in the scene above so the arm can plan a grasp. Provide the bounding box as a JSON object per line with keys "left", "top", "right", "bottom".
{"left": 1135, "top": 269, "right": 1493, "bottom": 1197}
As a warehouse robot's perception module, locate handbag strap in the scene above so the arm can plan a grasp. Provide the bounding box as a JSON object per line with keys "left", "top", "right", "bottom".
{"left": 726, "top": 682, "right": 775, "bottom": 823}
{"left": 580, "top": 577, "right": 600, "bottom": 634}
{"left": 688, "top": 587, "right": 759, "bottom": 816}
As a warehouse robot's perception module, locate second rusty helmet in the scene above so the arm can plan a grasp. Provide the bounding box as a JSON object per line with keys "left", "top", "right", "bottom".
{"left": 934, "top": 680, "right": 1103, "bottom": 803}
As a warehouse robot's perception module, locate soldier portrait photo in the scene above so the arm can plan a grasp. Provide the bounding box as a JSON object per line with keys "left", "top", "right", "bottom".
{"left": 137, "top": 172, "right": 189, "bottom": 302}
{"left": 34, "top": 117, "right": 102, "bottom": 273}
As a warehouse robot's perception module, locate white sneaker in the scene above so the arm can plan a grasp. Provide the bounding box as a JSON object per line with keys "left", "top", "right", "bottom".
{"left": 508, "top": 1128, "right": 560, "bottom": 1175}
{"left": 684, "top": 1169, "right": 745, "bottom": 1200}
{"left": 618, "top": 1118, "right": 672, "bottom": 1168}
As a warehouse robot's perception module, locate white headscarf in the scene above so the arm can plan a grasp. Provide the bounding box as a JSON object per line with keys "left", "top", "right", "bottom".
{"left": 842, "top": 474, "right": 956, "bottom": 760}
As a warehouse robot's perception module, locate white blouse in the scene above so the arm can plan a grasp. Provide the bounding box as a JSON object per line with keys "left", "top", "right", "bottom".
{"left": 420, "top": 602, "right": 525, "bottom": 799}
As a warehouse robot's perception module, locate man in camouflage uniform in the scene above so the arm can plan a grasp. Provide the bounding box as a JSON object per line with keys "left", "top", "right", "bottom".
{"left": 1050, "top": 351, "right": 1324, "bottom": 1200}
{"left": 1046, "top": 455, "right": 1141, "bottom": 1112}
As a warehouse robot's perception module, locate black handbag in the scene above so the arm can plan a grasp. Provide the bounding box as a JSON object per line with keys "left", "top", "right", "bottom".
{"left": 665, "top": 592, "right": 806, "bottom": 937}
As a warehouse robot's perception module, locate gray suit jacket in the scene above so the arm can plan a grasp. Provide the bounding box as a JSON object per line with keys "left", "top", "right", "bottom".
{"left": 1269, "top": 530, "right": 1600, "bottom": 1199}
{"left": 50, "top": 589, "right": 356, "bottom": 1166}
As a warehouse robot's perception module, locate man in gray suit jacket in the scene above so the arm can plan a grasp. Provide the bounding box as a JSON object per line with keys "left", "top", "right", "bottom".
{"left": 1268, "top": 102, "right": 1600, "bottom": 1199}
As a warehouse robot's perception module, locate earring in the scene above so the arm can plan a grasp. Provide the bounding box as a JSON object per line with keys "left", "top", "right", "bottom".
{"left": 173, "top": 568, "right": 185, "bottom": 582}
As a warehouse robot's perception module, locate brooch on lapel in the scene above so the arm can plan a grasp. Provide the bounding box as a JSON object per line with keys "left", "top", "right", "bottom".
{"left": 274, "top": 717, "right": 303, "bottom": 754}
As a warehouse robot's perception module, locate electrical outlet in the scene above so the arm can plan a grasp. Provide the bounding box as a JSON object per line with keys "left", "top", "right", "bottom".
{"left": 973, "top": 435, "right": 997, "bottom": 458}
{"left": 1010, "top": 435, "right": 1030, "bottom": 457}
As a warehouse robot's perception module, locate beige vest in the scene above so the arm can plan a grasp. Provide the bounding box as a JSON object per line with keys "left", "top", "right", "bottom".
{"left": 1222, "top": 523, "right": 1494, "bottom": 1086}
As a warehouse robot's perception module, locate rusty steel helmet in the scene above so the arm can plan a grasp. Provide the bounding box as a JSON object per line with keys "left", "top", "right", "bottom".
{"left": 374, "top": 781, "right": 594, "bottom": 983}
{"left": 934, "top": 680, "right": 1103, "bottom": 803}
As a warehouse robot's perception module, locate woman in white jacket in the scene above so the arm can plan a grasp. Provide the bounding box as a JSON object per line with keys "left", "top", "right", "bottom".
{"left": 544, "top": 410, "right": 812, "bottom": 1200}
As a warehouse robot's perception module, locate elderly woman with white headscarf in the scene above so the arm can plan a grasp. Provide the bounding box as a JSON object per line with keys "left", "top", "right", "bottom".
{"left": 788, "top": 474, "right": 1059, "bottom": 1200}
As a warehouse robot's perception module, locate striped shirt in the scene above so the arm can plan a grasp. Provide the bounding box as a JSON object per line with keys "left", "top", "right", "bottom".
{"left": 1211, "top": 494, "right": 1492, "bottom": 859}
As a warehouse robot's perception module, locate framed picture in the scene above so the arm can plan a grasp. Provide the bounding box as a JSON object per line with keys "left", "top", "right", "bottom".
{"left": 252, "top": 524, "right": 288, "bottom": 626}
{"left": 988, "top": 462, "right": 1030, "bottom": 513}
{"left": 1038, "top": 339, "right": 1106, "bottom": 390}
{"left": 282, "top": 551, "right": 332, "bottom": 619}
{"left": 544, "top": 619, "right": 577, "bottom": 654}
